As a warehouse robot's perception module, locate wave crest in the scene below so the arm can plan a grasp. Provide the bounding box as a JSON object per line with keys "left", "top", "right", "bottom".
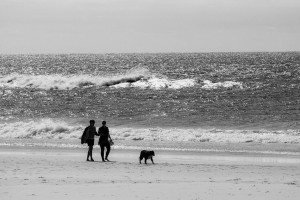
{"left": 112, "top": 77, "right": 196, "bottom": 89}
{"left": 0, "top": 67, "right": 150, "bottom": 90}
{"left": 0, "top": 67, "right": 196, "bottom": 90}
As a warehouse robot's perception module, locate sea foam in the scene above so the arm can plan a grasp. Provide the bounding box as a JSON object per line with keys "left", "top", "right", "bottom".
{"left": 112, "top": 77, "right": 196, "bottom": 89}
{"left": 0, "top": 119, "right": 82, "bottom": 139}
{"left": 202, "top": 80, "right": 243, "bottom": 90}
{"left": 0, "top": 119, "right": 299, "bottom": 144}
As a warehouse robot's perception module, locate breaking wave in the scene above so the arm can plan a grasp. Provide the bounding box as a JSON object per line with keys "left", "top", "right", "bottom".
{"left": 112, "top": 77, "right": 196, "bottom": 89}
{"left": 0, "top": 119, "right": 82, "bottom": 139}
{"left": 0, "top": 67, "right": 151, "bottom": 90}
{"left": 0, "top": 73, "right": 244, "bottom": 90}
{"left": 0, "top": 119, "right": 299, "bottom": 144}
{"left": 0, "top": 71, "right": 196, "bottom": 91}
{"left": 0, "top": 67, "right": 245, "bottom": 90}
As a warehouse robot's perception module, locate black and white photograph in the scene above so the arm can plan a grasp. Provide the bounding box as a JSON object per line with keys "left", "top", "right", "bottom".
{"left": 1, "top": 0, "right": 300, "bottom": 199}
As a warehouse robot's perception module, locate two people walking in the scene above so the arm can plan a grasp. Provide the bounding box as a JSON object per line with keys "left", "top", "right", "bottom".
{"left": 82, "top": 120, "right": 113, "bottom": 162}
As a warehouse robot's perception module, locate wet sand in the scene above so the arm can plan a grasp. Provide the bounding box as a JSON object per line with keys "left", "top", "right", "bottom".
{"left": 0, "top": 147, "right": 299, "bottom": 200}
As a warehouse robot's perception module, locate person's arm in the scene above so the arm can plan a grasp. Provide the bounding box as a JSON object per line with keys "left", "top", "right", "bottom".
{"left": 107, "top": 128, "right": 112, "bottom": 141}
{"left": 94, "top": 127, "right": 99, "bottom": 136}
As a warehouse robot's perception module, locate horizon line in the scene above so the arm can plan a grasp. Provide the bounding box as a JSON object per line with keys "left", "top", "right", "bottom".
{"left": 1, "top": 50, "right": 300, "bottom": 56}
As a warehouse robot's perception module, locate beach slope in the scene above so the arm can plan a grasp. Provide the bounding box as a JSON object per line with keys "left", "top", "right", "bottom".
{"left": 0, "top": 147, "right": 299, "bottom": 200}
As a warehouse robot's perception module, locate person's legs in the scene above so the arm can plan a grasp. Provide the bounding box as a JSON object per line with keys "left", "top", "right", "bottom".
{"left": 86, "top": 139, "right": 94, "bottom": 161}
{"left": 89, "top": 145, "right": 94, "bottom": 161}
{"left": 105, "top": 143, "right": 111, "bottom": 161}
{"left": 86, "top": 148, "right": 90, "bottom": 161}
{"left": 86, "top": 141, "right": 91, "bottom": 161}
{"left": 100, "top": 145, "right": 105, "bottom": 161}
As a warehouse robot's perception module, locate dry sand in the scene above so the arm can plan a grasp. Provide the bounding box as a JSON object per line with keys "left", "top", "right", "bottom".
{"left": 0, "top": 146, "right": 300, "bottom": 200}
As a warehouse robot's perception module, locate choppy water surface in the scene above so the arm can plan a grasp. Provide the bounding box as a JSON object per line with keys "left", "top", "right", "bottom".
{"left": 1, "top": 52, "right": 300, "bottom": 151}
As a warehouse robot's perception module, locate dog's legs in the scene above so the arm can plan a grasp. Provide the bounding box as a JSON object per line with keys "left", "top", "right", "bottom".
{"left": 139, "top": 152, "right": 143, "bottom": 164}
{"left": 139, "top": 157, "right": 142, "bottom": 164}
{"left": 151, "top": 157, "right": 154, "bottom": 164}
{"left": 145, "top": 158, "right": 147, "bottom": 164}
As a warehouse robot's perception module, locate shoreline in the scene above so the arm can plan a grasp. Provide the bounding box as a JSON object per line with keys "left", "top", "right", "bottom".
{"left": 1, "top": 145, "right": 300, "bottom": 166}
{"left": 1, "top": 138, "right": 300, "bottom": 156}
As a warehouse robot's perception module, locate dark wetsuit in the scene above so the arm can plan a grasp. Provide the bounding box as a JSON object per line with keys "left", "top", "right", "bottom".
{"left": 98, "top": 126, "right": 110, "bottom": 160}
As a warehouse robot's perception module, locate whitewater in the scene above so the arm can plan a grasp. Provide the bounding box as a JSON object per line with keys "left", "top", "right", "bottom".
{"left": 0, "top": 72, "right": 243, "bottom": 90}
{"left": 0, "top": 118, "right": 299, "bottom": 143}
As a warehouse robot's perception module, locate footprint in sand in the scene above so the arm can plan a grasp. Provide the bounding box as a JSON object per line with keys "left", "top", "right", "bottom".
{"left": 285, "top": 182, "right": 297, "bottom": 185}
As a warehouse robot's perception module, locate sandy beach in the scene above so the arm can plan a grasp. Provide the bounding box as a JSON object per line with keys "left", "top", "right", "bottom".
{"left": 0, "top": 146, "right": 299, "bottom": 200}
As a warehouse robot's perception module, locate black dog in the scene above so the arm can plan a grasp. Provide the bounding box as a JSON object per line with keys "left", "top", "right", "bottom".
{"left": 139, "top": 150, "right": 155, "bottom": 164}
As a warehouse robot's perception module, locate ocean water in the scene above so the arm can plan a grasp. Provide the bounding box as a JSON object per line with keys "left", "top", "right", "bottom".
{"left": 1, "top": 52, "right": 300, "bottom": 153}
